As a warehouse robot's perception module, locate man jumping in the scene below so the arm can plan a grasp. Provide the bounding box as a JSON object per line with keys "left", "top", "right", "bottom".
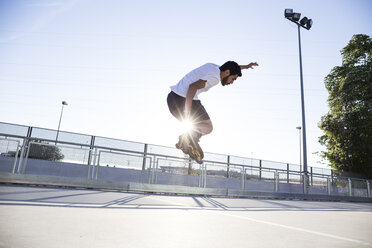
{"left": 167, "top": 61, "right": 258, "bottom": 163}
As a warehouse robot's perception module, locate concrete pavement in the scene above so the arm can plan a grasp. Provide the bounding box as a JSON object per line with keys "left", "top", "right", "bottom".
{"left": 0, "top": 184, "right": 371, "bottom": 248}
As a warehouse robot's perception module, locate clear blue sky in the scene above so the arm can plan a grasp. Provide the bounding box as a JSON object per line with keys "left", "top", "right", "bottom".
{"left": 0, "top": 0, "right": 371, "bottom": 168}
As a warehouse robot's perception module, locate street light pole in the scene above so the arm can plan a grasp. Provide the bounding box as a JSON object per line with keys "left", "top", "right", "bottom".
{"left": 56, "top": 101, "right": 68, "bottom": 143}
{"left": 297, "top": 25, "right": 308, "bottom": 176}
{"left": 284, "top": 9, "right": 312, "bottom": 176}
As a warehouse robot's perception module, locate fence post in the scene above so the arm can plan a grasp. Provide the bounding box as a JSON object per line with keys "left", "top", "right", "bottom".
{"left": 367, "top": 180, "right": 371, "bottom": 198}
{"left": 203, "top": 164, "right": 207, "bottom": 188}
{"left": 88, "top": 148, "right": 98, "bottom": 180}
{"left": 155, "top": 157, "right": 159, "bottom": 184}
{"left": 25, "top": 126, "right": 32, "bottom": 142}
{"left": 327, "top": 177, "right": 331, "bottom": 195}
{"left": 150, "top": 156, "right": 157, "bottom": 184}
{"left": 303, "top": 173, "right": 309, "bottom": 194}
{"left": 188, "top": 158, "right": 192, "bottom": 175}
{"left": 17, "top": 141, "right": 26, "bottom": 174}
{"left": 17, "top": 127, "right": 32, "bottom": 174}
{"left": 259, "top": 160, "right": 262, "bottom": 180}
{"left": 198, "top": 164, "right": 204, "bottom": 188}
{"left": 142, "top": 144, "right": 148, "bottom": 170}
{"left": 227, "top": 155, "right": 230, "bottom": 178}
{"left": 241, "top": 166, "right": 245, "bottom": 190}
{"left": 148, "top": 155, "right": 154, "bottom": 184}
{"left": 348, "top": 178, "right": 352, "bottom": 197}
{"left": 93, "top": 148, "right": 100, "bottom": 180}
{"left": 87, "top": 135, "right": 95, "bottom": 166}
{"left": 287, "top": 163, "right": 289, "bottom": 183}
{"left": 275, "top": 171, "right": 279, "bottom": 192}
{"left": 11, "top": 140, "right": 20, "bottom": 174}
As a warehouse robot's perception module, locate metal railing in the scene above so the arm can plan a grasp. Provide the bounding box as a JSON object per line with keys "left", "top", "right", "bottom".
{"left": 0, "top": 122, "right": 371, "bottom": 199}
{"left": 0, "top": 122, "right": 333, "bottom": 177}
{"left": 0, "top": 138, "right": 20, "bottom": 174}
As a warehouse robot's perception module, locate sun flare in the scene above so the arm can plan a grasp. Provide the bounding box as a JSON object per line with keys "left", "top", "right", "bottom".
{"left": 181, "top": 119, "right": 195, "bottom": 134}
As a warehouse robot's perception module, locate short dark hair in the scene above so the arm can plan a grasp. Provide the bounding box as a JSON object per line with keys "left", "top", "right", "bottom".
{"left": 219, "top": 61, "right": 242, "bottom": 77}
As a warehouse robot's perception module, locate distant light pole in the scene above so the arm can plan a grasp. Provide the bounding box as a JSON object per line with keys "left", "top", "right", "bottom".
{"left": 296, "top": 126, "right": 302, "bottom": 172}
{"left": 56, "top": 101, "right": 68, "bottom": 143}
{"left": 284, "top": 9, "right": 313, "bottom": 176}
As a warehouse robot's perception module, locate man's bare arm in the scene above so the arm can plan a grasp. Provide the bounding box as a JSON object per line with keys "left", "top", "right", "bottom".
{"left": 185, "top": 79, "right": 207, "bottom": 113}
{"left": 240, "top": 62, "right": 259, "bottom": 70}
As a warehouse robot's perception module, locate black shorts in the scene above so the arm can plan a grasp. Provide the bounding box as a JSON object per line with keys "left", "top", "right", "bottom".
{"left": 167, "top": 91, "right": 210, "bottom": 123}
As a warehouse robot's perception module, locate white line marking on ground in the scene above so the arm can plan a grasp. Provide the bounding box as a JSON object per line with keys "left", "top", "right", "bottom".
{"left": 216, "top": 212, "right": 372, "bottom": 247}
{"left": 147, "top": 196, "right": 190, "bottom": 207}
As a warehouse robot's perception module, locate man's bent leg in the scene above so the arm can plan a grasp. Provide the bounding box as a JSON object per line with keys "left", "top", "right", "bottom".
{"left": 185, "top": 119, "right": 210, "bottom": 161}
{"left": 184, "top": 119, "right": 212, "bottom": 147}
{"left": 196, "top": 119, "right": 213, "bottom": 136}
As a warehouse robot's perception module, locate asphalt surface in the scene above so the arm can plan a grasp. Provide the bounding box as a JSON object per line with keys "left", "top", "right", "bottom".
{"left": 0, "top": 184, "right": 371, "bottom": 248}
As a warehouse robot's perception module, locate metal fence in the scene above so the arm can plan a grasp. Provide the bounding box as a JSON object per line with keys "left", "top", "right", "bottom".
{"left": 0, "top": 122, "right": 371, "bottom": 198}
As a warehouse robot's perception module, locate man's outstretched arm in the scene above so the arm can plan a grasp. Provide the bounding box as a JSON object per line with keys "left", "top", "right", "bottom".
{"left": 240, "top": 62, "right": 259, "bottom": 70}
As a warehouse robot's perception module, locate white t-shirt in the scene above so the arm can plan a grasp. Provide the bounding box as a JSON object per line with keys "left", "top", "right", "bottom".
{"left": 170, "top": 63, "right": 220, "bottom": 100}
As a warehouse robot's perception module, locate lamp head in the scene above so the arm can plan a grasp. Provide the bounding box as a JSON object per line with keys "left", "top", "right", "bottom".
{"left": 284, "top": 8, "right": 301, "bottom": 22}
{"left": 292, "top": 13, "right": 301, "bottom": 22}
{"left": 284, "top": 9, "right": 293, "bottom": 18}
{"left": 300, "top": 17, "right": 308, "bottom": 26}
{"left": 300, "top": 17, "right": 313, "bottom": 30}
{"left": 306, "top": 19, "right": 313, "bottom": 30}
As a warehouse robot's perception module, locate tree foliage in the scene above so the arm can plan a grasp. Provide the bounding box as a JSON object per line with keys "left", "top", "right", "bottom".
{"left": 319, "top": 34, "right": 372, "bottom": 179}
{"left": 28, "top": 140, "right": 64, "bottom": 161}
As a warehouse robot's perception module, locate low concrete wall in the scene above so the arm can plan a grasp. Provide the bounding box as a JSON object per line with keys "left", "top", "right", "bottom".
{"left": 0, "top": 172, "right": 371, "bottom": 203}
{"left": 0, "top": 156, "right": 16, "bottom": 173}
{"left": 0, "top": 172, "right": 129, "bottom": 191}
{"left": 1, "top": 158, "right": 371, "bottom": 202}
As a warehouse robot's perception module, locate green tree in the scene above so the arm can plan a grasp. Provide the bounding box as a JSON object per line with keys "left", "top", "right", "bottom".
{"left": 319, "top": 34, "right": 372, "bottom": 179}
{"left": 28, "top": 140, "right": 64, "bottom": 161}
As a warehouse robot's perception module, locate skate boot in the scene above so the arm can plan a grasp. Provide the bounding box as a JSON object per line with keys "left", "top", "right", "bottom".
{"left": 175, "top": 131, "right": 204, "bottom": 164}
{"left": 185, "top": 131, "right": 204, "bottom": 164}
{"left": 175, "top": 134, "right": 190, "bottom": 154}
